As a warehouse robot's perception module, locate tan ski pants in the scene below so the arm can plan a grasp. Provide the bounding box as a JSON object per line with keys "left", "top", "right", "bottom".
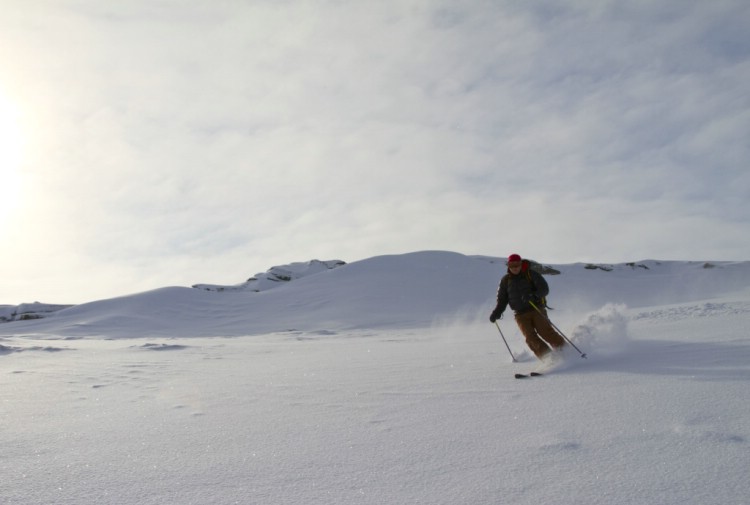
{"left": 514, "top": 309, "right": 567, "bottom": 359}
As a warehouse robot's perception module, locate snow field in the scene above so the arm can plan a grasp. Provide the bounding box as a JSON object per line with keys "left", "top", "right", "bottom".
{"left": 2, "top": 252, "right": 749, "bottom": 504}
{"left": 3, "top": 305, "right": 749, "bottom": 505}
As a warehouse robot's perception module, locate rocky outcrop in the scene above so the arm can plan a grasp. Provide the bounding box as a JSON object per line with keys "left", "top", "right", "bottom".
{"left": 193, "top": 259, "right": 346, "bottom": 292}
{"left": 0, "top": 302, "right": 73, "bottom": 322}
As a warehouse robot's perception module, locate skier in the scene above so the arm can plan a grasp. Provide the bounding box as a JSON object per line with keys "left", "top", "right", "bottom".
{"left": 489, "top": 253, "right": 567, "bottom": 360}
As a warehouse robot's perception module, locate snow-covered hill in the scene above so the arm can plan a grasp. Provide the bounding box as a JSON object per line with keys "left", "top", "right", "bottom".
{"left": 2, "top": 251, "right": 748, "bottom": 339}
{"left": 2, "top": 251, "right": 749, "bottom": 505}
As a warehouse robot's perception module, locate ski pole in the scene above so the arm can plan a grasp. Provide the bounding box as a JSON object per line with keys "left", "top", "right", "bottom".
{"left": 494, "top": 321, "right": 517, "bottom": 362}
{"left": 529, "top": 301, "right": 587, "bottom": 359}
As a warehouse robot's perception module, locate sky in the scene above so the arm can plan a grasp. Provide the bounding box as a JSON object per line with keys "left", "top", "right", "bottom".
{"left": 1, "top": 0, "right": 749, "bottom": 304}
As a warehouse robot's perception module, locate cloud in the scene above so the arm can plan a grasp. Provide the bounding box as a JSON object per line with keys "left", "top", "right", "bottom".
{"left": 0, "top": 0, "right": 748, "bottom": 303}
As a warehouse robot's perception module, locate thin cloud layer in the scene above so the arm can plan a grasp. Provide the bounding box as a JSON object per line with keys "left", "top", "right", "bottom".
{"left": 1, "top": 0, "right": 748, "bottom": 303}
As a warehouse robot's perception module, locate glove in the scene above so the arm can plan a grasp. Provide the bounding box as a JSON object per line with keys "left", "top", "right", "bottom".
{"left": 489, "top": 308, "right": 503, "bottom": 323}
{"left": 522, "top": 293, "right": 541, "bottom": 304}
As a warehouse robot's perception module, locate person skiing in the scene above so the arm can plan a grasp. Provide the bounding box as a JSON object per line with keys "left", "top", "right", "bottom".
{"left": 489, "top": 253, "right": 567, "bottom": 360}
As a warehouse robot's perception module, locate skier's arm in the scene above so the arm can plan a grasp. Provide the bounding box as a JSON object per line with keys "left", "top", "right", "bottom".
{"left": 494, "top": 276, "right": 509, "bottom": 313}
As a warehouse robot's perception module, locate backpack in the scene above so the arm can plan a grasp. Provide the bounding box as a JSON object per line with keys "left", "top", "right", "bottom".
{"left": 524, "top": 264, "right": 549, "bottom": 308}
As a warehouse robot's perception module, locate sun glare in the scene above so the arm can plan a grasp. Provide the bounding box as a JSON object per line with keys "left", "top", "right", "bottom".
{"left": 0, "top": 92, "right": 25, "bottom": 219}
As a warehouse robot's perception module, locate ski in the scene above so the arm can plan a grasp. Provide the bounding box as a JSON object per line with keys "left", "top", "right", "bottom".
{"left": 514, "top": 372, "right": 543, "bottom": 379}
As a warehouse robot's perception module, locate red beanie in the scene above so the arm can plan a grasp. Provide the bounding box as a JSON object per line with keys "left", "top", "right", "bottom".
{"left": 507, "top": 253, "right": 522, "bottom": 263}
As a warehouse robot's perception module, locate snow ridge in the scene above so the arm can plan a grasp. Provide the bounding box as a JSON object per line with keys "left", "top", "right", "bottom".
{"left": 192, "top": 259, "right": 346, "bottom": 292}
{"left": 1, "top": 252, "right": 749, "bottom": 340}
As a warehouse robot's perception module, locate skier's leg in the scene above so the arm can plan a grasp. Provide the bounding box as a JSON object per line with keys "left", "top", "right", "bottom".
{"left": 515, "top": 312, "right": 552, "bottom": 359}
{"left": 532, "top": 309, "right": 567, "bottom": 349}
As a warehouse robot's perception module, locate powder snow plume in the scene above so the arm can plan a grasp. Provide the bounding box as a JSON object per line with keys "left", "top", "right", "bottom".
{"left": 570, "top": 303, "right": 631, "bottom": 356}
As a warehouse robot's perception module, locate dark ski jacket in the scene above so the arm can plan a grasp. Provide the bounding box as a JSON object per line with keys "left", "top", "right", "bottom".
{"left": 493, "top": 260, "right": 550, "bottom": 315}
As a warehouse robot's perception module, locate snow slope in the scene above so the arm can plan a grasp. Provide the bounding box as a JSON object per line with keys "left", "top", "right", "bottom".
{"left": 1, "top": 251, "right": 749, "bottom": 505}
{"left": 3, "top": 251, "right": 749, "bottom": 338}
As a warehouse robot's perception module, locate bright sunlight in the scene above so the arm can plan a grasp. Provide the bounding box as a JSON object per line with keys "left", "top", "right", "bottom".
{"left": 0, "top": 90, "right": 25, "bottom": 220}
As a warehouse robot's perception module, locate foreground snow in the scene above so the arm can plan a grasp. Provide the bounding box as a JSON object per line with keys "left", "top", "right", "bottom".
{"left": 1, "top": 252, "right": 749, "bottom": 504}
